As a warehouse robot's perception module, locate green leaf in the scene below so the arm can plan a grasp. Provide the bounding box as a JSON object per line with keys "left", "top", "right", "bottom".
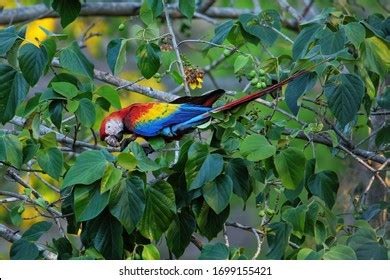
{"left": 348, "top": 228, "right": 388, "bottom": 260}
{"left": 375, "top": 125, "right": 390, "bottom": 149}
{"left": 146, "top": 0, "right": 163, "bottom": 18}
{"left": 142, "top": 244, "right": 160, "bottom": 260}
{"left": 199, "top": 243, "right": 229, "bottom": 260}
{"left": 203, "top": 174, "right": 233, "bottom": 214}
{"left": 377, "top": 87, "right": 390, "bottom": 109}
{"left": 292, "top": 24, "right": 322, "bottom": 60}
{"left": 117, "top": 153, "right": 137, "bottom": 171}
{"left": 343, "top": 22, "right": 366, "bottom": 48}
{"left": 209, "top": 20, "right": 234, "bottom": 47}
{"left": 136, "top": 43, "right": 161, "bottom": 79}
{"left": 297, "top": 248, "right": 322, "bottom": 260}
{"left": 282, "top": 205, "right": 307, "bottom": 238}
{"left": 318, "top": 28, "right": 347, "bottom": 55}
{"left": 233, "top": 55, "right": 249, "bottom": 73}
{"left": 307, "top": 171, "right": 339, "bottom": 208}
{"left": 59, "top": 41, "right": 94, "bottom": 79}
{"left": 10, "top": 239, "right": 39, "bottom": 260}
{"left": 22, "top": 221, "right": 52, "bottom": 242}
{"left": 362, "top": 14, "right": 390, "bottom": 42}
{"left": 324, "top": 73, "right": 364, "bottom": 127}
{"left": 166, "top": 210, "right": 196, "bottom": 258}
{"left": 100, "top": 164, "right": 122, "bottom": 193}
{"left": 0, "top": 134, "right": 23, "bottom": 168}
{"left": 140, "top": 1, "right": 153, "bottom": 25}
{"left": 95, "top": 85, "right": 121, "bottom": 109}
{"left": 51, "top": 82, "right": 78, "bottom": 99}
{"left": 226, "top": 158, "right": 252, "bottom": 201}
{"left": 62, "top": 150, "right": 107, "bottom": 188}
{"left": 74, "top": 183, "right": 110, "bottom": 222}
{"left": 10, "top": 206, "right": 22, "bottom": 226}
{"left": 185, "top": 142, "right": 209, "bottom": 189}
{"left": 0, "top": 26, "right": 18, "bottom": 55}
{"left": 18, "top": 43, "right": 48, "bottom": 86}
{"left": 0, "top": 65, "right": 29, "bottom": 123}
{"left": 274, "top": 147, "right": 306, "bottom": 190}
{"left": 138, "top": 181, "right": 176, "bottom": 240}
{"left": 238, "top": 10, "right": 281, "bottom": 47}
{"left": 52, "top": 0, "right": 81, "bottom": 28}
{"left": 49, "top": 100, "right": 63, "bottom": 129}
{"left": 285, "top": 72, "right": 317, "bottom": 115}
{"left": 266, "top": 222, "right": 292, "bottom": 259}
{"left": 179, "top": 0, "right": 195, "bottom": 20}
{"left": 239, "top": 134, "right": 276, "bottom": 161}
{"left": 82, "top": 210, "right": 123, "bottom": 259}
{"left": 109, "top": 177, "right": 146, "bottom": 234}
{"left": 37, "top": 147, "right": 63, "bottom": 179}
{"left": 129, "top": 142, "right": 160, "bottom": 172}
{"left": 196, "top": 203, "right": 230, "bottom": 240}
{"left": 189, "top": 153, "right": 224, "bottom": 190}
{"left": 106, "top": 39, "right": 127, "bottom": 75}
{"left": 303, "top": 196, "right": 319, "bottom": 236}
{"left": 75, "top": 98, "right": 96, "bottom": 127}
{"left": 361, "top": 36, "right": 390, "bottom": 76}
{"left": 52, "top": 237, "right": 73, "bottom": 260}
{"left": 323, "top": 245, "right": 357, "bottom": 260}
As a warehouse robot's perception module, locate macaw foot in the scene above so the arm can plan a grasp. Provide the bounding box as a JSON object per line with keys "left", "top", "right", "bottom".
{"left": 120, "top": 135, "right": 137, "bottom": 151}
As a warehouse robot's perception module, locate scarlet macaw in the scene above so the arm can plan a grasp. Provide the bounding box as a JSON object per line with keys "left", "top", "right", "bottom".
{"left": 99, "top": 68, "right": 311, "bottom": 147}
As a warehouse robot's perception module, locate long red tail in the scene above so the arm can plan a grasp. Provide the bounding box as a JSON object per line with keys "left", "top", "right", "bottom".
{"left": 212, "top": 62, "right": 322, "bottom": 113}
{"left": 169, "top": 60, "right": 328, "bottom": 136}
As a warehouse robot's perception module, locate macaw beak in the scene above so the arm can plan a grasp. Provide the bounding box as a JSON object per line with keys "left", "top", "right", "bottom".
{"left": 104, "top": 132, "right": 123, "bottom": 147}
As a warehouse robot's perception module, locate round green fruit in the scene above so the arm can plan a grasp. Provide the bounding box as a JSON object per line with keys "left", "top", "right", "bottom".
{"left": 248, "top": 70, "right": 256, "bottom": 79}
{"left": 223, "top": 49, "right": 231, "bottom": 57}
{"left": 118, "top": 23, "right": 125, "bottom": 31}
{"left": 250, "top": 77, "right": 259, "bottom": 85}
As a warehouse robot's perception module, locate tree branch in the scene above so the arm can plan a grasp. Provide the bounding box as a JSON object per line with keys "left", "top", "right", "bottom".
{"left": 163, "top": 0, "right": 190, "bottom": 95}
{"left": 0, "top": 3, "right": 251, "bottom": 24}
{"left": 0, "top": 223, "right": 57, "bottom": 260}
{"left": 51, "top": 59, "right": 177, "bottom": 102}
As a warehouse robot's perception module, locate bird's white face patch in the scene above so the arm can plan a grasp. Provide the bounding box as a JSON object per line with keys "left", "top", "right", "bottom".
{"left": 105, "top": 119, "right": 123, "bottom": 136}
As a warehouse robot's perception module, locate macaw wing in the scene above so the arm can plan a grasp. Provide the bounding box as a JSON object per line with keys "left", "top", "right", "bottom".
{"left": 125, "top": 103, "right": 211, "bottom": 137}
{"left": 171, "top": 89, "right": 225, "bottom": 107}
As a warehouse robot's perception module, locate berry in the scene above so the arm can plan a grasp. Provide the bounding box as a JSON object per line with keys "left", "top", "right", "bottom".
{"left": 248, "top": 70, "right": 256, "bottom": 79}
{"left": 256, "top": 82, "right": 262, "bottom": 89}
{"left": 259, "top": 69, "right": 266, "bottom": 75}
{"left": 250, "top": 77, "right": 258, "bottom": 85}
{"left": 260, "top": 82, "right": 267, "bottom": 88}
{"left": 118, "top": 23, "right": 125, "bottom": 31}
{"left": 223, "top": 49, "right": 231, "bottom": 57}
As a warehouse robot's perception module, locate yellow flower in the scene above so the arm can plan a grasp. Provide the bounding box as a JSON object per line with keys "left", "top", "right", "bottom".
{"left": 184, "top": 66, "right": 205, "bottom": 90}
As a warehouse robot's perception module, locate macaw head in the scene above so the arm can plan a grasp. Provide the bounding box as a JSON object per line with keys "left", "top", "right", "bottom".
{"left": 99, "top": 112, "right": 124, "bottom": 147}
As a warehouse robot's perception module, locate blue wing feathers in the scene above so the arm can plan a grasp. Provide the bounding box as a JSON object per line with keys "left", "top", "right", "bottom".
{"left": 133, "top": 104, "right": 211, "bottom": 137}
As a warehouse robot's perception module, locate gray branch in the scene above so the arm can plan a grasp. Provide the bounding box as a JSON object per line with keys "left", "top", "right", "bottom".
{"left": 0, "top": 223, "right": 57, "bottom": 260}
{"left": 0, "top": 3, "right": 253, "bottom": 25}
{"left": 51, "top": 59, "right": 177, "bottom": 102}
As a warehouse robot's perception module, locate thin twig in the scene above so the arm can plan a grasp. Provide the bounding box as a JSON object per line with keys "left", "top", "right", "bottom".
{"left": 223, "top": 224, "right": 230, "bottom": 247}
{"left": 190, "top": 234, "right": 203, "bottom": 250}
{"left": 163, "top": 0, "right": 190, "bottom": 96}
{"left": 33, "top": 172, "right": 60, "bottom": 193}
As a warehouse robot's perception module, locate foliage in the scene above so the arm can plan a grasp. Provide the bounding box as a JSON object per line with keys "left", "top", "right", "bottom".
{"left": 0, "top": 0, "right": 389, "bottom": 260}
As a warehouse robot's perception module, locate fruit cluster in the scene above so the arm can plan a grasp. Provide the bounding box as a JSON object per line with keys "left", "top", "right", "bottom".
{"left": 248, "top": 69, "right": 267, "bottom": 89}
